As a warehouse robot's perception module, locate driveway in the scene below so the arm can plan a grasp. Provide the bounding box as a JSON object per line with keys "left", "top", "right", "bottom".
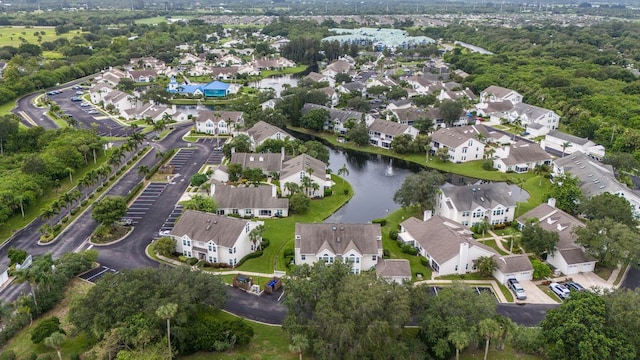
{"left": 567, "top": 272, "right": 615, "bottom": 291}
{"left": 518, "top": 280, "right": 558, "bottom": 304}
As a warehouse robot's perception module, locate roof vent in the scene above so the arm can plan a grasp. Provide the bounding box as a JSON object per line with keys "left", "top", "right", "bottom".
{"left": 332, "top": 226, "right": 337, "bottom": 231}
{"left": 480, "top": 197, "right": 485, "bottom": 202}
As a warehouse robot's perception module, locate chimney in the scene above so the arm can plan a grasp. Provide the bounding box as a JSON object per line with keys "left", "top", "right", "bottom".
{"left": 171, "top": 104, "right": 177, "bottom": 114}
{"left": 231, "top": 147, "right": 236, "bottom": 154}
{"left": 547, "top": 198, "right": 556, "bottom": 208}
{"left": 458, "top": 242, "right": 469, "bottom": 275}
{"left": 210, "top": 183, "right": 216, "bottom": 195}
{"left": 423, "top": 210, "right": 432, "bottom": 222}
{"left": 272, "top": 184, "right": 277, "bottom": 198}
{"left": 281, "top": 146, "right": 285, "bottom": 161}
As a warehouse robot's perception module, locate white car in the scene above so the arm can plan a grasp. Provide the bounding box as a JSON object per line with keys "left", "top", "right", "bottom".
{"left": 549, "top": 282, "right": 571, "bottom": 300}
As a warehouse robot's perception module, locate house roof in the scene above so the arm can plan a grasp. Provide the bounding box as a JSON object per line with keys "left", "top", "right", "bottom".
{"left": 392, "top": 107, "right": 426, "bottom": 123}
{"left": 376, "top": 259, "right": 411, "bottom": 279}
{"left": 317, "top": 86, "right": 336, "bottom": 97}
{"left": 517, "top": 203, "right": 585, "bottom": 249}
{"left": 212, "top": 184, "right": 288, "bottom": 209}
{"left": 401, "top": 216, "right": 495, "bottom": 264}
{"left": 281, "top": 154, "right": 326, "bottom": 180}
{"left": 498, "top": 141, "right": 552, "bottom": 166}
{"left": 340, "top": 81, "right": 366, "bottom": 92}
{"left": 559, "top": 248, "right": 594, "bottom": 265}
{"left": 129, "top": 69, "right": 157, "bottom": 78}
{"left": 482, "top": 85, "right": 520, "bottom": 99}
{"left": 247, "top": 121, "right": 289, "bottom": 144}
{"left": 480, "top": 101, "right": 514, "bottom": 114}
{"left": 546, "top": 130, "right": 592, "bottom": 146}
{"left": 511, "top": 102, "right": 554, "bottom": 120}
{"left": 324, "top": 59, "right": 351, "bottom": 74}
{"left": 554, "top": 152, "right": 630, "bottom": 198}
{"left": 368, "top": 119, "right": 411, "bottom": 136}
{"left": 440, "top": 182, "right": 516, "bottom": 211}
{"left": 493, "top": 254, "right": 533, "bottom": 273}
{"left": 230, "top": 152, "right": 283, "bottom": 173}
{"left": 170, "top": 210, "right": 248, "bottom": 248}
{"left": 201, "top": 81, "right": 231, "bottom": 91}
{"left": 301, "top": 103, "right": 364, "bottom": 124}
{"left": 431, "top": 125, "right": 482, "bottom": 148}
{"left": 305, "top": 72, "right": 327, "bottom": 82}
{"left": 295, "top": 223, "right": 382, "bottom": 256}
{"left": 198, "top": 110, "right": 243, "bottom": 122}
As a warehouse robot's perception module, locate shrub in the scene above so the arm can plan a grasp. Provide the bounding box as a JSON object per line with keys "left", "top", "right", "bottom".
{"left": 482, "top": 159, "right": 494, "bottom": 171}
{"left": 88, "top": 193, "right": 95, "bottom": 199}
{"left": 324, "top": 188, "right": 332, "bottom": 197}
{"left": 61, "top": 216, "right": 69, "bottom": 224}
{"left": 343, "top": 189, "right": 349, "bottom": 195}
{"left": 0, "top": 350, "right": 16, "bottom": 360}
{"left": 109, "top": 175, "right": 116, "bottom": 181}
{"left": 28, "top": 353, "right": 37, "bottom": 360}
{"left": 31, "top": 317, "right": 65, "bottom": 344}
{"left": 96, "top": 186, "right": 104, "bottom": 192}
{"left": 261, "top": 239, "right": 270, "bottom": 249}
{"left": 372, "top": 218, "right": 387, "bottom": 226}
{"left": 80, "top": 200, "right": 88, "bottom": 206}
{"left": 389, "top": 229, "right": 399, "bottom": 240}
{"left": 383, "top": 249, "right": 390, "bottom": 258}
{"left": 236, "top": 251, "right": 264, "bottom": 267}
{"left": 70, "top": 353, "right": 80, "bottom": 360}
{"left": 401, "top": 244, "right": 418, "bottom": 256}
{"left": 186, "top": 257, "right": 198, "bottom": 266}
{"left": 420, "top": 257, "right": 429, "bottom": 267}
{"left": 283, "top": 249, "right": 295, "bottom": 258}
{"left": 116, "top": 169, "right": 123, "bottom": 175}
{"left": 178, "top": 256, "right": 187, "bottom": 262}
{"left": 70, "top": 207, "right": 79, "bottom": 216}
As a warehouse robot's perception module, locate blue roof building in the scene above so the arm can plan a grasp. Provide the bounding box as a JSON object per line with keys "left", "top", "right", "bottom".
{"left": 167, "top": 77, "right": 231, "bottom": 97}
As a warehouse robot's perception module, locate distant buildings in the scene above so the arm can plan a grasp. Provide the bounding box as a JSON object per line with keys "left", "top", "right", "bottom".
{"left": 322, "top": 27, "right": 435, "bottom": 51}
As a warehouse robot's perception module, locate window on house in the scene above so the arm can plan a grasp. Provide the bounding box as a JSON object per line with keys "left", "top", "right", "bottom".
{"left": 462, "top": 211, "right": 470, "bottom": 217}
{"left": 462, "top": 147, "right": 468, "bottom": 154}
{"left": 228, "top": 248, "right": 233, "bottom": 254}
{"left": 245, "top": 223, "right": 250, "bottom": 233}
{"left": 301, "top": 255, "right": 306, "bottom": 261}
{"left": 233, "top": 247, "right": 237, "bottom": 254}
{"left": 372, "top": 255, "right": 377, "bottom": 261}
{"left": 455, "top": 265, "right": 458, "bottom": 271}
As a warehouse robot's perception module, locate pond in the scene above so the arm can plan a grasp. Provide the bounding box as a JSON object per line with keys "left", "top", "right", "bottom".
{"left": 249, "top": 74, "right": 298, "bottom": 97}
{"left": 324, "top": 147, "right": 482, "bottom": 223}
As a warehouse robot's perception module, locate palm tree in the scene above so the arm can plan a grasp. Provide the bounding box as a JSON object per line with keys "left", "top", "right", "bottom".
{"left": 137, "top": 165, "right": 151, "bottom": 182}
{"left": 155, "top": 150, "right": 167, "bottom": 160}
{"left": 310, "top": 182, "right": 320, "bottom": 197}
{"left": 289, "top": 334, "right": 309, "bottom": 360}
{"left": 561, "top": 141, "right": 572, "bottom": 158}
{"left": 337, "top": 164, "right": 349, "bottom": 184}
{"left": 448, "top": 330, "right": 471, "bottom": 360}
{"left": 65, "top": 167, "right": 74, "bottom": 183}
{"left": 478, "top": 318, "right": 501, "bottom": 360}
{"left": 476, "top": 133, "right": 487, "bottom": 143}
{"left": 534, "top": 164, "right": 550, "bottom": 186}
{"left": 156, "top": 303, "right": 178, "bottom": 360}
{"left": 284, "top": 182, "right": 300, "bottom": 196}
{"left": 477, "top": 256, "right": 497, "bottom": 277}
{"left": 248, "top": 224, "right": 265, "bottom": 250}
{"left": 44, "top": 332, "right": 65, "bottom": 360}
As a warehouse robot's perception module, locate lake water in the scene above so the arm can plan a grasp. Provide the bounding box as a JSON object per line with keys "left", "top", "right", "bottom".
{"left": 454, "top": 41, "right": 494, "bottom": 55}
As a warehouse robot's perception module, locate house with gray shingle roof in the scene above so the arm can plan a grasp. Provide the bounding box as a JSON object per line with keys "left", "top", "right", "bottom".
{"left": 280, "top": 154, "right": 332, "bottom": 198}
{"left": 507, "top": 103, "right": 559, "bottom": 135}
{"left": 553, "top": 152, "right": 640, "bottom": 217}
{"left": 337, "top": 81, "right": 367, "bottom": 97}
{"left": 492, "top": 140, "right": 553, "bottom": 173}
{"left": 398, "top": 215, "right": 496, "bottom": 276}
{"left": 366, "top": 119, "right": 419, "bottom": 149}
{"left": 246, "top": 121, "right": 290, "bottom": 149}
{"left": 171, "top": 210, "right": 264, "bottom": 267}
{"left": 435, "top": 182, "right": 517, "bottom": 227}
{"left": 211, "top": 183, "right": 289, "bottom": 218}
{"left": 517, "top": 198, "right": 596, "bottom": 275}
{"left": 294, "top": 223, "right": 383, "bottom": 275}
{"left": 322, "top": 59, "right": 352, "bottom": 78}
{"left": 541, "top": 130, "right": 605, "bottom": 161}
{"left": 195, "top": 110, "right": 243, "bottom": 135}
{"left": 376, "top": 259, "right": 411, "bottom": 284}
{"left": 301, "top": 103, "right": 372, "bottom": 135}
{"left": 492, "top": 254, "right": 534, "bottom": 284}
{"left": 480, "top": 86, "right": 522, "bottom": 105}
{"left": 430, "top": 125, "right": 485, "bottom": 163}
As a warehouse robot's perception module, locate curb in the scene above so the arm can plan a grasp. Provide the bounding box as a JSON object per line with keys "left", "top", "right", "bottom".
{"left": 89, "top": 226, "right": 134, "bottom": 247}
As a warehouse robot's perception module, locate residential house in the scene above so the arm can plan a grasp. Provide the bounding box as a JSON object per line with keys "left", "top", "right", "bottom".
{"left": 492, "top": 255, "right": 534, "bottom": 283}
{"left": 387, "top": 99, "right": 413, "bottom": 112}
{"left": 398, "top": 214, "right": 496, "bottom": 276}
{"left": 492, "top": 140, "right": 553, "bottom": 173}
{"left": 167, "top": 77, "right": 234, "bottom": 97}
{"left": 97, "top": 67, "right": 127, "bottom": 87}
{"left": 437, "top": 88, "right": 477, "bottom": 102}
{"left": 294, "top": 223, "right": 383, "bottom": 274}
{"left": 517, "top": 199, "right": 596, "bottom": 275}
{"left": 366, "top": 77, "right": 398, "bottom": 89}
{"left": 305, "top": 72, "right": 335, "bottom": 87}
{"left": 89, "top": 83, "right": 114, "bottom": 104}
{"left": 553, "top": 152, "right": 640, "bottom": 217}
{"left": 211, "top": 183, "right": 289, "bottom": 218}
{"left": 423, "top": 59, "right": 450, "bottom": 81}
{"left": 246, "top": 121, "right": 291, "bottom": 149}
{"left": 435, "top": 183, "right": 517, "bottom": 227}
{"left": 474, "top": 101, "right": 515, "bottom": 123}
{"left": 367, "top": 119, "right": 419, "bottom": 149}
{"left": 475, "top": 124, "right": 514, "bottom": 145}
{"left": 261, "top": 98, "right": 282, "bottom": 110}
{"left": 127, "top": 69, "right": 157, "bottom": 82}
{"left": 300, "top": 103, "right": 370, "bottom": 135}
{"left": 317, "top": 87, "right": 339, "bottom": 107}
{"left": 194, "top": 110, "right": 243, "bottom": 135}
{"left": 390, "top": 107, "right": 427, "bottom": 126}
{"left": 337, "top": 81, "right": 367, "bottom": 97}
{"left": 430, "top": 125, "right": 485, "bottom": 163}
{"left": 322, "top": 59, "right": 352, "bottom": 78}
{"left": 541, "top": 130, "right": 605, "bottom": 160}
{"left": 171, "top": 210, "right": 264, "bottom": 267}
{"left": 507, "top": 103, "right": 560, "bottom": 134}
{"left": 210, "top": 66, "right": 240, "bottom": 80}
{"left": 229, "top": 152, "right": 285, "bottom": 176}
{"left": 480, "top": 86, "right": 523, "bottom": 105}
{"left": 406, "top": 77, "right": 439, "bottom": 95}
{"left": 103, "top": 90, "right": 135, "bottom": 113}
{"left": 280, "top": 154, "right": 332, "bottom": 198}
{"left": 376, "top": 259, "right": 412, "bottom": 284}
{"left": 215, "top": 54, "right": 243, "bottom": 66}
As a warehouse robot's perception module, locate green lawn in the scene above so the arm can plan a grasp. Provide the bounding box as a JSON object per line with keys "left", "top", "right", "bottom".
{"left": 134, "top": 16, "right": 167, "bottom": 24}
{"left": 517, "top": 176, "right": 552, "bottom": 218}
{"left": 480, "top": 239, "right": 509, "bottom": 255}
{"left": 237, "top": 174, "right": 353, "bottom": 274}
{"left": 260, "top": 65, "right": 308, "bottom": 77}
{"left": 0, "top": 26, "right": 84, "bottom": 47}
{"left": 0, "top": 98, "right": 17, "bottom": 116}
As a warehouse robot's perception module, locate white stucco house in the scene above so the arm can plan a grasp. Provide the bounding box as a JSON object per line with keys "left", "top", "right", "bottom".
{"left": 492, "top": 254, "right": 534, "bottom": 283}
{"left": 435, "top": 183, "right": 517, "bottom": 227}
{"left": 245, "top": 121, "right": 290, "bottom": 149}
{"left": 279, "top": 154, "right": 332, "bottom": 198}
{"left": 367, "top": 119, "right": 419, "bottom": 149}
{"left": 211, "top": 183, "right": 289, "bottom": 218}
{"left": 171, "top": 210, "right": 264, "bottom": 267}
{"left": 294, "top": 223, "right": 383, "bottom": 274}
{"left": 398, "top": 214, "right": 496, "bottom": 276}
{"left": 541, "top": 130, "right": 605, "bottom": 161}
{"left": 480, "top": 85, "right": 523, "bottom": 105}
{"left": 430, "top": 125, "right": 485, "bottom": 163}
{"left": 492, "top": 141, "right": 553, "bottom": 173}
{"left": 375, "top": 259, "right": 412, "bottom": 284}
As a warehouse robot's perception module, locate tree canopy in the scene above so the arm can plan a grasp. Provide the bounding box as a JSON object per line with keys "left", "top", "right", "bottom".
{"left": 394, "top": 170, "right": 446, "bottom": 212}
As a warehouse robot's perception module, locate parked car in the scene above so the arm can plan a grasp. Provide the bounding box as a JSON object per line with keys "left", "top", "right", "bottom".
{"left": 507, "top": 278, "right": 527, "bottom": 300}
{"left": 549, "top": 282, "right": 571, "bottom": 300}
{"left": 565, "top": 282, "right": 585, "bottom": 292}
{"left": 70, "top": 96, "right": 82, "bottom": 102}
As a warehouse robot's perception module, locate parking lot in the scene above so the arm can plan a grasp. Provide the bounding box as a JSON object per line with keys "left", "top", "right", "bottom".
{"left": 124, "top": 183, "right": 167, "bottom": 225}
{"left": 168, "top": 148, "right": 196, "bottom": 174}
{"left": 429, "top": 286, "right": 496, "bottom": 300}
{"left": 156, "top": 205, "right": 184, "bottom": 240}
{"left": 79, "top": 265, "right": 118, "bottom": 283}
{"left": 197, "top": 138, "right": 225, "bottom": 165}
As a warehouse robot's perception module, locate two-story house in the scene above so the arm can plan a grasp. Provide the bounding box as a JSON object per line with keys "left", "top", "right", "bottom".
{"left": 517, "top": 198, "right": 596, "bottom": 275}
{"left": 194, "top": 110, "right": 243, "bottom": 135}
{"left": 280, "top": 154, "right": 332, "bottom": 198}
{"left": 211, "top": 183, "right": 289, "bottom": 218}
{"left": 430, "top": 125, "right": 485, "bottom": 163}
{"left": 398, "top": 213, "right": 496, "bottom": 276}
{"left": 246, "top": 121, "right": 290, "bottom": 149}
{"left": 300, "top": 103, "right": 370, "bottom": 135}
{"left": 541, "top": 130, "right": 605, "bottom": 161}
{"left": 507, "top": 103, "right": 559, "bottom": 135}
{"left": 367, "top": 119, "right": 419, "bottom": 149}
{"left": 480, "top": 85, "right": 523, "bottom": 105}
{"left": 435, "top": 183, "right": 517, "bottom": 227}
{"left": 294, "top": 223, "right": 383, "bottom": 274}
{"left": 492, "top": 140, "right": 553, "bottom": 173}
{"left": 171, "top": 210, "right": 264, "bottom": 267}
